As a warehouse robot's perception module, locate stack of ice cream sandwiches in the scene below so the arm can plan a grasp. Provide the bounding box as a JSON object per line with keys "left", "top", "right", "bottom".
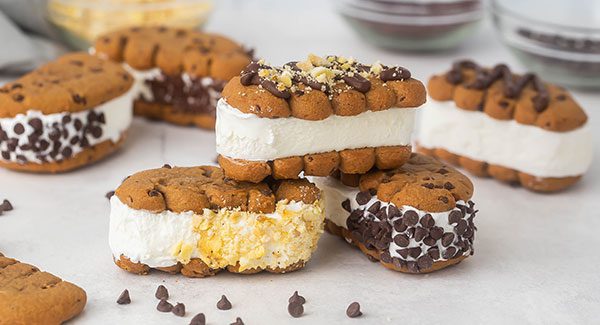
{"left": 107, "top": 54, "right": 480, "bottom": 276}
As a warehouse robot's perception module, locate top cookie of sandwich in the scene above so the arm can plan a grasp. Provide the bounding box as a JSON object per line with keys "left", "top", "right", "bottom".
{"left": 94, "top": 26, "right": 252, "bottom": 80}
{"left": 356, "top": 153, "right": 473, "bottom": 213}
{"left": 221, "top": 54, "right": 426, "bottom": 120}
{"left": 427, "top": 60, "right": 587, "bottom": 132}
{"left": 0, "top": 52, "right": 133, "bottom": 118}
{"left": 115, "top": 165, "right": 320, "bottom": 214}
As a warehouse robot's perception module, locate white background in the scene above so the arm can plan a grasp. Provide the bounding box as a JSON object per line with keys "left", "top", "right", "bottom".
{"left": 1, "top": 1, "right": 599, "bottom": 324}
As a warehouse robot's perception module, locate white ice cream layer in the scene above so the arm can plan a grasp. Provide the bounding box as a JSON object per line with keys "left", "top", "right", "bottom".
{"left": 109, "top": 196, "right": 324, "bottom": 270}
{"left": 418, "top": 100, "right": 593, "bottom": 178}
{"left": 122, "top": 64, "right": 161, "bottom": 101}
{"left": 0, "top": 90, "right": 132, "bottom": 164}
{"left": 215, "top": 99, "right": 416, "bottom": 161}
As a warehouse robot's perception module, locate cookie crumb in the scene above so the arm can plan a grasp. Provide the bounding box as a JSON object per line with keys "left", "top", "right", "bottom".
{"left": 217, "top": 295, "right": 232, "bottom": 310}
{"left": 155, "top": 285, "right": 169, "bottom": 300}
{"left": 116, "top": 289, "right": 131, "bottom": 304}
{"left": 346, "top": 302, "right": 362, "bottom": 318}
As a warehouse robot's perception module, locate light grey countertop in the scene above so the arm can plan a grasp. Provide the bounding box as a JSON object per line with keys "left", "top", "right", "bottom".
{"left": 0, "top": 1, "right": 599, "bottom": 324}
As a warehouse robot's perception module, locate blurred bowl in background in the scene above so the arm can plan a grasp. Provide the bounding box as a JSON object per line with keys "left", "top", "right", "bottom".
{"left": 338, "top": 0, "right": 483, "bottom": 51}
{"left": 491, "top": 0, "right": 600, "bottom": 89}
{"left": 47, "top": 0, "right": 213, "bottom": 50}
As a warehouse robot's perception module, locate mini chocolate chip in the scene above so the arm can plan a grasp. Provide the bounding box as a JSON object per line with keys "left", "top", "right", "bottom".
{"left": 428, "top": 247, "right": 440, "bottom": 259}
{"left": 217, "top": 295, "right": 232, "bottom": 310}
{"left": 117, "top": 289, "right": 131, "bottom": 304}
{"left": 393, "top": 234, "right": 409, "bottom": 247}
{"left": 155, "top": 285, "right": 168, "bottom": 300}
{"left": 444, "top": 182, "right": 455, "bottom": 190}
{"left": 438, "top": 196, "right": 449, "bottom": 204}
{"left": 442, "top": 233, "right": 455, "bottom": 247}
{"left": 346, "top": 302, "right": 362, "bottom": 318}
{"left": 429, "top": 226, "right": 444, "bottom": 240}
{"left": 407, "top": 261, "right": 419, "bottom": 272}
{"left": 422, "top": 183, "right": 434, "bottom": 189}
{"left": 420, "top": 214, "right": 435, "bottom": 228}
{"left": 388, "top": 205, "right": 401, "bottom": 219}
{"left": 289, "top": 291, "right": 306, "bottom": 305}
{"left": 13, "top": 123, "right": 25, "bottom": 135}
{"left": 288, "top": 302, "right": 304, "bottom": 318}
{"left": 403, "top": 210, "right": 419, "bottom": 226}
{"left": 1, "top": 151, "right": 10, "bottom": 160}
{"left": 438, "top": 168, "right": 449, "bottom": 174}
{"left": 90, "top": 126, "right": 103, "bottom": 139}
{"left": 414, "top": 227, "right": 429, "bottom": 242}
{"left": 190, "top": 313, "right": 206, "bottom": 325}
{"left": 74, "top": 119, "right": 83, "bottom": 130}
{"left": 356, "top": 191, "right": 371, "bottom": 205}
{"left": 448, "top": 210, "right": 462, "bottom": 224}
{"left": 423, "top": 236, "right": 437, "bottom": 246}
{"left": 162, "top": 164, "right": 172, "bottom": 169}
{"left": 380, "top": 251, "right": 393, "bottom": 263}
{"left": 105, "top": 191, "right": 115, "bottom": 200}
{"left": 367, "top": 201, "right": 381, "bottom": 214}
{"left": 62, "top": 147, "right": 73, "bottom": 158}
{"left": 341, "top": 199, "right": 351, "bottom": 212}
{"left": 12, "top": 94, "right": 24, "bottom": 102}
{"left": 396, "top": 248, "right": 409, "bottom": 259}
{"left": 148, "top": 190, "right": 160, "bottom": 197}
{"left": 464, "top": 227, "right": 474, "bottom": 239}
{"left": 393, "top": 221, "right": 407, "bottom": 233}
{"left": 230, "top": 317, "right": 244, "bottom": 325}
{"left": 157, "top": 299, "right": 173, "bottom": 312}
{"left": 28, "top": 118, "right": 42, "bottom": 131}
{"left": 417, "top": 255, "right": 434, "bottom": 269}
{"left": 172, "top": 303, "right": 185, "bottom": 317}
{"left": 556, "top": 94, "right": 567, "bottom": 101}
{"left": 456, "top": 220, "right": 468, "bottom": 235}
{"left": 73, "top": 94, "right": 87, "bottom": 105}
{"left": 443, "top": 247, "right": 458, "bottom": 259}
{"left": 408, "top": 247, "right": 422, "bottom": 258}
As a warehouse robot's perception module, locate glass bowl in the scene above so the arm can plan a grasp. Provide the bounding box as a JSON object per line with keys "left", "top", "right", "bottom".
{"left": 491, "top": 0, "right": 600, "bottom": 89}
{"left": 338, "top": 0, "right": 484, "bottom": 51}
{"left": 47, "top": 0, "right": 214, "bottom": 50}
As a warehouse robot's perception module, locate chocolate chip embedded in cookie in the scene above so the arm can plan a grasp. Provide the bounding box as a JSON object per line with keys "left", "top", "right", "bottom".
{"left": 0, "top": 254, "right": 87, "bottom": 324}
{"left": 109, "top": 165, "right": 324, "bottom": 277}
{"left": 313, "top": 153, "right": 477, "bottom": 274}
{"left": 0, "top": 52, "right": 133, "bottom": 173}
{"left": 419, "top": 60, "right": 593, "bottom": 192}
{"left": 94, "top": 26, "right": 253, "bottom": 129}
{"left": 216, "top": 54, "right": 423, "bottom": 183}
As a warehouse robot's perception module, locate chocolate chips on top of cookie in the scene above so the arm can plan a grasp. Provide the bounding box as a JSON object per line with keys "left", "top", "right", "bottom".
{"left": 239, "top": 54, "right": 411, "bottom": 99}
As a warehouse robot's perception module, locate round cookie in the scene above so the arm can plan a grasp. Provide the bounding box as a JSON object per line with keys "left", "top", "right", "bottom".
{"left": 109, "top": 165, "right": 324, "bottom": 277}
{"left": 312, "top": 153, "right": 478, "bottom": 274}
{"left": 419, "top": 60, "right": 593, "bottom": 192}
{"left": 94, "top": 26, "right": 253, "bottom": 129}
{"left": 216, "top": 54, "right": 424, "bottom": 183}
{"left": 0, "top": 52, "right": 133, "bottom": 173}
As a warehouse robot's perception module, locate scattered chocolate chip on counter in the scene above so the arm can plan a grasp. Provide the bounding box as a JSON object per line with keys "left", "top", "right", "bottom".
{"left": 157, "top": 299, "right": 173, "bottom": 312}
{"left": 190, "top": 313, "right": 206, "bottom": 325}
{"left": 172, "top": 303, "right": 186, "bottom": 317}
{"left": 155, "top": 285, "right": 169, "bottom": 300}
{"left": 230, "top": 317, "right": 244, "bottom": 325}
{"left": 116, "top": 289, "right": 131, "bottom": 305}
{"left": 0, "top": 199, "right": 13, "bottom": 215}
{"left": 217, "top": 295, "right": 232, "bottom": 310}
{"left": 346, "top": 302, "right": 362, "bottom": 318}
{"left": 288, "top": 291, "right": 306, "bottom": 305}
{"left": 288, "top": 301, "right": 304, "bottom": 318}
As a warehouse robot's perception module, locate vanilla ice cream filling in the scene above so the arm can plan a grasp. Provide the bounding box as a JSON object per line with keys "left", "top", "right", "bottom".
{"left": 216, "top": 99, "right": 416, "bottom": 161}
{"left": 0, "top": 89, "right": 133, "bottom": 164}
{"left": 109, "top": 196, "right": 325, "bottom": 271}
{"left": 312, "top": 177, "right": 475, "bottom": 263}
{"left": 418, "top": 100, "right": 593, "bottom": 178}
